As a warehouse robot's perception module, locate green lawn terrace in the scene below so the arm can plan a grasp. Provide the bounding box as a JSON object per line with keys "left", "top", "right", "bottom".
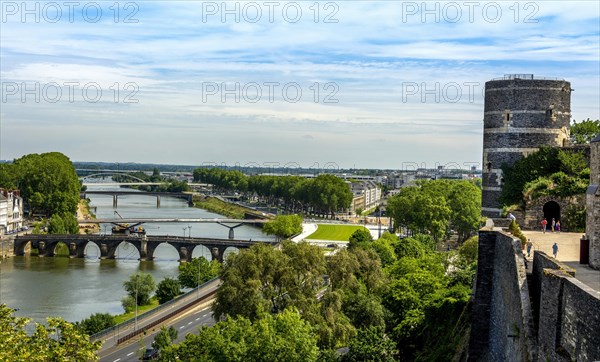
{"left": 305, "top": 224, "right": 368, "bottom": 242}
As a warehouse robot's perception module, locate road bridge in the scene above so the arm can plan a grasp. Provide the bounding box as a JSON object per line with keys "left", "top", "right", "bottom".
{"left": 13, "top": 234, "right": 277, "bottom": 262}
{"left": 81, "top": 190, "right": 194, "bottom": 207}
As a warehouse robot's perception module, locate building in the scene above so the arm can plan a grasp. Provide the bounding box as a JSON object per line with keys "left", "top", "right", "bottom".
{"left": 348, "top": 180, "right": 382, "bottom": 213}
{"left": 588, "top": 135, "right": 600, "bottom": 269}
{"left": 0, "top": 194, "right": 8, "bottom": 236}
{"left": 0, "top": 189, "right": 23, "bottom": 234}
{"left": 481, "top": 74, "right": 572, "bottom": 218}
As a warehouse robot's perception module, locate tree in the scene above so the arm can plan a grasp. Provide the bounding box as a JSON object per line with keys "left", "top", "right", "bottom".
{"left": 152, "top": 325, "right": 178, "bottom": 351}
{"left": 213, "top": 242, "right": 327, "bottom": 321}
{"left": 262, "top": 214, "right": 303, "bottom": 240}
{"left": 447, "top": 181, "right": 481, "bottom": 242}
{"left": 177, "top": 257, "right": 220, "bottom": 289}
{"left": 75, "top": 312, "right": 115, "bottom": 336}
{"left": 571, "top": 118, "right": 600, "bottom": 144}
{"left": 5, "top": 152, "right": 81, "bottom": 216}
{"left": 159, "top": 309, "right": 320, "bottom": 362}
{"left": 343, "top": 326, "right": 397, "bottom": 362}
{"left": 47, "top": 213, "right": 79, "bottom": 234}
{"left": 349, "top": 228, "right": 372, "bottom": 243}
{"left": 155, "top": 278, "right": 182, "bottom": 304}
{"left": 123, "top": 272, "right": 156, "bottom": 306}
{"left": 0, "top": 304, "right": 101, "bottom": 361}
{"left": 386, "top": 182, "right": 452, "bottom": 242}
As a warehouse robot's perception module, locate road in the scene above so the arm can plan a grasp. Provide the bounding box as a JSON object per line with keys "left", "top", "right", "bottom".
{"left": 99, "top": 302, "right": 216, "bottom": 362}
{"left": 94, "top": 279, "right": 220, "bottom": 357}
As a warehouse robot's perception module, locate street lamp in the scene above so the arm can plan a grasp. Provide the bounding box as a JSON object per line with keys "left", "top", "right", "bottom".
{"left": 182, "top": 227, "right": 187, "bottom": 238}
{"left": 134, "top": 274, "right": 139, "bottom": 332}
{"left": 188, "top": 225, "right": 192, "bottom": 239}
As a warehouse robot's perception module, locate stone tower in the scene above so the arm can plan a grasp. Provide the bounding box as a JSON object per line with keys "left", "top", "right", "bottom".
{"left": 588, "top": 135, "right": 600, "bottom": 269}
{"left": 482, "top": 75, "right": 572, "bottom": 217}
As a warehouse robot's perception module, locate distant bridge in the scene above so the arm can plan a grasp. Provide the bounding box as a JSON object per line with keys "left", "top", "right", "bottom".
{"left": 14, "top": 234, "right": 277, "bottom": 262}
{"left": 81, "top": 190, "right": 194, "bottom": 207}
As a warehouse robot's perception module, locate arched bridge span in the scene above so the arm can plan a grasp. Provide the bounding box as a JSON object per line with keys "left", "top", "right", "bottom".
{"left": 14, "top": 235, "right": 277, "bottom": 262}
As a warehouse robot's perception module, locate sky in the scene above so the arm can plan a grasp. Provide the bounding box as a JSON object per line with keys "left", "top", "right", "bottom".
{"left": 1, "top": 0, "right": 599, "bottom": 170}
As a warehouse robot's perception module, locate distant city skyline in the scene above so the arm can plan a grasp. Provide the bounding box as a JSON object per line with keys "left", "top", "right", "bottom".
{"left": 1, "top": 1, "right": 599, "bottom": 168}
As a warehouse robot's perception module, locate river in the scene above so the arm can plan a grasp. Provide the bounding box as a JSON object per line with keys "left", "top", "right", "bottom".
{"left": 0, "top": 186, "right": 271, "bottom": 330}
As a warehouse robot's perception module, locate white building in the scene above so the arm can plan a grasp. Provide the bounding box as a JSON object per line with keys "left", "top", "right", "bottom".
{"left": 348, "top": 180, "right": 382, "bottom": 211}
{"left": 0, "top": 194, "right": 8, "bottom": 236}
{"left": 0, "top": 190, "right": 23, "bottom": 234}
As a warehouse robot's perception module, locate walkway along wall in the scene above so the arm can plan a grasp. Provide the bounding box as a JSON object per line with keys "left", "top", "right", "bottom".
{"left": 469, "top": 230, "right": 536, "bottom": 361}
{"left": 469, "top": 230, "right": 600, "bottom": 361}
{"left": 531, "top": 251, "right": 600, "bottom": 361}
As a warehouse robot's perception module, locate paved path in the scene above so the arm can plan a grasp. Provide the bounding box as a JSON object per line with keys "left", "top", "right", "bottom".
{"left": 523, "top": 231, "right": 599, "bottom": 291}
{"left": 291, "top": 223, "right": 317, "bottom": 242}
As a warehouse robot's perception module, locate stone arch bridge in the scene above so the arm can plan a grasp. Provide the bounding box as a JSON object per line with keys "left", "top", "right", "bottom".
{"left": 14, "top": 234, "right": 277, "bottom": 262}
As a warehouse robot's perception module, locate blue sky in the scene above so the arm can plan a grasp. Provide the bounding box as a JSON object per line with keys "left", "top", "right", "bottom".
{"left": 1, "top": 1, "right": 599, "bottom": 169}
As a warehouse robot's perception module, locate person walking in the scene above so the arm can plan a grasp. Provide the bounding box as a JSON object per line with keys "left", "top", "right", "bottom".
{"left": 556, "top": 220, "right": 561, "bottom": 232}
{"left": 551, "top": 218, "right": 556, "bottom": 232}
{"left": 541, "top": 219, "right": 548, "bottom": 233}
{"left": 552, "top": 242, "right": 558, "bottom": 258}
{"left": 526, "top": 239, "right": 533, "bottom": 258}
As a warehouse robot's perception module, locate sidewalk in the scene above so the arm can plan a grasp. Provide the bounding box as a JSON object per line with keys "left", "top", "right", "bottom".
{"left": 291, "top": 223, "right": 317, "bottom": 242}
{"left": 523, "top": 230, "right": 600, "bottom": 291}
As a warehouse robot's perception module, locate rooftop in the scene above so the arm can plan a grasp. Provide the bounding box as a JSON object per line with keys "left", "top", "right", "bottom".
{"left": 490, "top": 74, "right": 564, "bottom": 81}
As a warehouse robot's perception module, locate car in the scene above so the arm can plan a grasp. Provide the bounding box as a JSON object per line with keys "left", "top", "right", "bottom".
{"left": 141, "top": 348, "right": 159, "bottom": 360}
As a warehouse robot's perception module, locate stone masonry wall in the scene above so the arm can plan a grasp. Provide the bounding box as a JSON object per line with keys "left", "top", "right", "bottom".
{"left": 469, "top": 231, "right": 536, "bottom": 361}
{"left": 588, "top": 138, "right": 600, "bottom": 269}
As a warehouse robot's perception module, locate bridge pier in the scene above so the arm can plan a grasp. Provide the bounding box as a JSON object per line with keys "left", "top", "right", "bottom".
{"left": 177, "top": 246, "right": 193, "bottom": 263}
{"left": 210, "top": 246, "right": 228, "bottom": 263}
{"left": 217, "top": 222, "right": 244, "bottom": 240}
{"left": 157, "top": 195, "right": 161, "bottom": 208}
{"left": 113, "top": 195, "right": 118, "bottom": 208}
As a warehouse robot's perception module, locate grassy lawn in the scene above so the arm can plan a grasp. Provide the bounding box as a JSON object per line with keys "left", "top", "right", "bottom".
{"left": 306, "top": 224, "right": 368, "bottom": 241}
{"left": 113, "top": 298, "right": 160, "bottom": 324}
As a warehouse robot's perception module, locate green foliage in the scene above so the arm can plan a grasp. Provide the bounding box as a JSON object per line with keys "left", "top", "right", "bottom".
{"left": 194, "top": 168, "right": 353, "bottom": 215}
{"left": 394, "top": 236, "right": 429, "bottom": 259}
{"left": 159, "top": 309, "right": 320, "bottom": 362}
{"left": 387, "top": 180, "right": 481, "bottom": 242}
{"left": 501, "top": 147, "right": 590, "bottom": 206}
{"left": 570, "top": 118, "right": 600, "bottom": 144}
{"left": 123, "top": 272, "right": 156, "bottom": 307}
{"left": 155, "top": 278, "right": 182, "bottom": 304}
{"left": 0, "top": 304, "right": 101, "bottom": 361}
{"left": 508, "top": 220, "right": 527, "bottom": 246}
{"left": 177, "top": 257, "right": 220, "bottom": 289}
{"left": 564, "top": 204, "right": 587, "bottom": 232}
{"left": 213, "top": 241, "right": 326, "bottom": 321}
{"left": 152, "top": 326, "right": 178, "bottom": 351}
{"left": 47, "top": 213, "right": 79, "bottom": 234}
{"left": 2, "top": 152, "right": 81, "bottom": 216}
{"left": 343, "top": 326, "right": 397, "bottom": 362}
{"left": 348, "top": 228, "right": 373, "bottom": 249}
{"left": 75, "top": 312, "right": 115, "bottom": 336}
{"left": 262, "top": 214, "right": 303, "bottom": 240}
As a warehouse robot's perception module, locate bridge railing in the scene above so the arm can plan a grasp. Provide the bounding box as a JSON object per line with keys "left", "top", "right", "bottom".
{"left": 89, "top": 277, "right": 220, "bottom": 342}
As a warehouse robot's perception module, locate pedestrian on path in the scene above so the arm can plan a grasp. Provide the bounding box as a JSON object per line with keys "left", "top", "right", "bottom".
{"left": 556, "top": 220, "right": 561, "bottom": 232}
{"left": 552, "top": 242, "right": 558, "bottom": 258}
{"left": 526, "top": 239, "right": 533, "bottom": 258}
{"left": 541, "top": 219, "right": 548, "bottom": 233}
{"left": 551, "top": 218, "right": 556, "bottom": 232}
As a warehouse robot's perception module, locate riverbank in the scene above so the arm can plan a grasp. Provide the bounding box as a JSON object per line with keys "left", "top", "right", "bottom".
{"left": 78, "top": 199, "right": 99, "bottom": 234}
{"left": 192, "top": 195, "right": 253, "bottom": 219}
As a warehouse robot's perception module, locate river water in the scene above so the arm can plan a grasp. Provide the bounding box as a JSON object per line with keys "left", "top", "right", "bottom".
{"left": 0, "top": 186, "right": 271, "bottom": 329}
